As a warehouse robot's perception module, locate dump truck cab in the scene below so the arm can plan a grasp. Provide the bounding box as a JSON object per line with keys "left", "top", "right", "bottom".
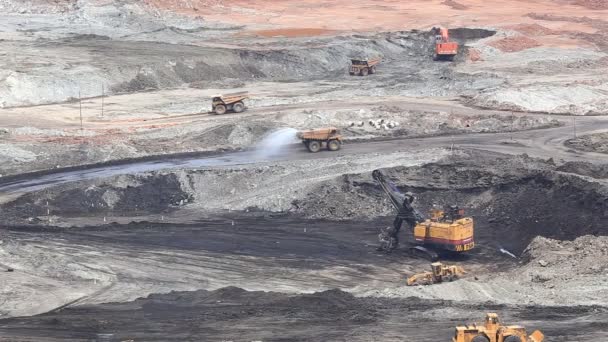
{"left": 211, "top": 96, "right": 224, "bottom": 107}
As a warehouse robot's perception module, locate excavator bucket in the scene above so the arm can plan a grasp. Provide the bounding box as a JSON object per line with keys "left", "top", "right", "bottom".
{"left": 529, "top": 330, "right": 544, "bottom": 342}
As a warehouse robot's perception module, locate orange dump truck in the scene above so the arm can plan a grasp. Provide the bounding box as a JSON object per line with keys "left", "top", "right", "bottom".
{"left": 297, "top": 127, "right": 342, "bottom": 152}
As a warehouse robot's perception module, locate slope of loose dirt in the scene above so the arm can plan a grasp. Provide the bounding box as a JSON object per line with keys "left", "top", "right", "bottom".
{"left": 565, "top": 132, "right": 608, "bottom": 154}
{"left": 488, "top": 36, "right": 542, "bottom": 52}
{"left": 0, "top": 0, "right": 606, "bottom": 179}
{"left": 5, "top": 152, "right": 606, "bottom": 255}
{"left": 1, "top": 286, "right": 606, "bottom": 342}
{"left": 557, "top": 161, "right": 608, "bottom": 179}
{"left": 2, "top": 151, "right": 606, "bottom": 308}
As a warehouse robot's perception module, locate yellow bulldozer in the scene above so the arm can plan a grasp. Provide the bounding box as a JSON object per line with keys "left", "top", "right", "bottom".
{"left": 406, "top": 262, "right": 465, "bottom": 286}
{"left": 453, "top": 313, "right": 544, "bottom": 342}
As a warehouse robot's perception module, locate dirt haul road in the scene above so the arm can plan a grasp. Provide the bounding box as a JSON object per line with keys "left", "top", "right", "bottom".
{"left": 0, "top": 109, "right": 606, "bottom": 198}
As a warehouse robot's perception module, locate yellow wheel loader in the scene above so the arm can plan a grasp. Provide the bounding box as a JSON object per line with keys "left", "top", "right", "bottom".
{"left": 406, "top": 262, "right": 465, "bottom": 286}
{"left": 453, "top": 313, "right": 544, "bottom": 342}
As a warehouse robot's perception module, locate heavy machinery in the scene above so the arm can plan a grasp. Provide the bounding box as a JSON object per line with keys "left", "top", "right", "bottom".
{"left": 406, "top": 262, "right": 465, "bottom": 286}
{"left": 372, "top": 169, "right": 474, "bottom": 259}
{"left": 433, "top": 27, "right": 458, "bottom": 61}
{"left": 453, "top": 313, "right": 544, "bottom": 342}
{"left": 349, "top": 58, "right": 381, "bottom": 76}
{"left": 211, "top": 91, "right": 249, "bottom": 115}
{"left": 297, "top": 127, "right": 342, "bottom": 153}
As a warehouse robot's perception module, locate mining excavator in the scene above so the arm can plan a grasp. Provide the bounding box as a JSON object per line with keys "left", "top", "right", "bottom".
{"left": 433, "top": 27, "right": 458, "bottom": 61}
{"left": 453, "top": 313, "right": 544, "bottom": 342}
{"left": 406, "top": 262, "right": 465, "bottom": 286}
{"left": 372, "top": 169, "right": 474, "bottom": 260}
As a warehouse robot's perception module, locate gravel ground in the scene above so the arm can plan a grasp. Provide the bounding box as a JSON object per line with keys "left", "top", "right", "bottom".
{"left": 566, "top": 132, "right": 608, "bottom": 154}
{"left": 2, "top": 151, "right": 606, "bottom": 311}
{"left": 1, "top": 2, "right": 608, "bottom": 340}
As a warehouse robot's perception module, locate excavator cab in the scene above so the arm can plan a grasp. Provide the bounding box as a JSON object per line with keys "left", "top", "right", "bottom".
{"left": 428, "top": 206, "right": 464, "bottom": 223}
{"left": 443, "top": 205, "right": 465, "bottom": 222}
{"left": 429, "top": 209, "right": 444, "bottom": 222}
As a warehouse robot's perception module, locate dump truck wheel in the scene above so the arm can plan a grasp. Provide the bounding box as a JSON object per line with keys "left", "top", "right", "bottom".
{"left": 307, "top": 140, "right": 321, "bottom": 153}
{"left": 360, "top": 67, "right": 369, "bottom": 76}
{"left": 503, "top": 336, "right": 522, "bottom": 342}
{"left": 472, "top": 335, "right": 490, "bottom": 342}
{"left": 327, "top": 139, "right": 341, "bottom": 151}
{"left": 214, "top": 104, "right": 227, "bottom": 115}
{"left": 369, "top": 66, "right": 376, "bottom": 74}
{"left": 448, "top": 55, "right": 455, "bottom": 62}
{"left": 433, "top": 53, "right": 439, "bottom": 61}
{"left": 233, "top": 102, "right": 245, "bottom": 113}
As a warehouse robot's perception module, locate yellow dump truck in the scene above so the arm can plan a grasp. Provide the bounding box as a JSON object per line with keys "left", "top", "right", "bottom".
{"left": 296, "top": 127, "right": 342, "bottom": 153}
{"left": 349, "top": 58, "right": 381, "bottom": 76}
{"left": 211, "top": 92, "right": 249, "bottom": 115}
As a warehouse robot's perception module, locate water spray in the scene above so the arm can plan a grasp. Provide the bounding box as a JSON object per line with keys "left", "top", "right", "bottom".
{"left": 254, "top": 127, "right": 299, "bottom": 159}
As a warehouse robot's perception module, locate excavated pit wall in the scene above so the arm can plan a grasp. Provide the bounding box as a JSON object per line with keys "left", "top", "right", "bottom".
{"left": 296, "top": 156, "right": 608, "bottom": 253}
{"left": 0, "top": 24, "right": 495, "bottom": 107}
{"left": 3, "top": 153, "right": 606, "bottom": 254}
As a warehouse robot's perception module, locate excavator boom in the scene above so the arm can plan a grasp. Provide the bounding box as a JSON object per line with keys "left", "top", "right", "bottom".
{"left": 440, "top": 27, "right": 449, "bottom": 42}
{"left": 372, "top": 170, "right": 426, "bottom": 253}
{"left": 372, "top": 170, "right": 424, "bottom": 222}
